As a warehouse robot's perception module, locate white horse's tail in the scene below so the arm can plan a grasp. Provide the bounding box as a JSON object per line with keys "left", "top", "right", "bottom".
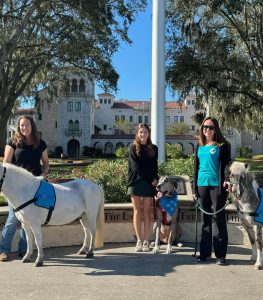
{"left": 94, "top": 185, "right": 104, "bottom": 248}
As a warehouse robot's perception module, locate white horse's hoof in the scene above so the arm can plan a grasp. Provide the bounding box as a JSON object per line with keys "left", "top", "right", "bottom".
{"left": 254, "top": 265, "right": 261, "bottom": 270}
{"left": 166, "top": 249, "right": 172, "bottom": 254}
{"left": 77, "top": 250, "right": 86, "bottom": 255}
{"left": 34, "top": 261, "right": 43, "bottom": 267}
{"left": 86, "top": 251, "right": 94, "bottom": 258}
{"left": 22, "top": 257, "right": 31, "bottom": 263}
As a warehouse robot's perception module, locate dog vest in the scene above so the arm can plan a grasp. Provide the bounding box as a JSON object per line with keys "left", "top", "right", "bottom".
{"left": 255, "top": 188, "right": 263, "bottom": 224}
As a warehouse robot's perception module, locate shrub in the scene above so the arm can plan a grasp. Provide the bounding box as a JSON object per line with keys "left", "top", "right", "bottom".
{"left": 82, "top": 146, "right": 96, "bottom": 156}
{"left": 115, "top": 147, "right": 129, "bottom": 158}
{"left": 48, "top": 149, "right": 56, "bottom": 158}
{"left": 166, "top": 144, "right": 183, "bottom": 159}
{"left": 55, "top": 146, "right": 63, "bottom": 158}
{"left": 236, "top": 146, "right": 252, "bottom": 159}
{"left": 0, "top": 195, "right": 7, "bottom": 206}
{"left": 84, "top": 159, "right": 130, "bottom": 203}
{"left": 84, "top": 157, "right": 195, "bottom": 203}
{"left": 159, "top": 157, "right": 194, "bottom": 181}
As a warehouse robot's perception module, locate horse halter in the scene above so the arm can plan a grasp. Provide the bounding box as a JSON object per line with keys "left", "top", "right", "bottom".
{"left": 0, "top": 167, "right": 6, "bottom": 192}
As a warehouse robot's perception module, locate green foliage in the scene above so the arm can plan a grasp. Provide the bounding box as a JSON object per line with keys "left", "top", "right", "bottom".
{"left": 84, "top": 157, "right": 195, "bottom": 203}
{"left": 114, "top": 119, "right": 135, "bottom": 134}
{"left": 159, "top": 157, "right": 194, "bottom": 181}
{"left": 0, "top": 195, "right": 7, "bottom": 206}
{"left": 0, "top": 0, "right": 147, "bottom": 154}
{"left": 82, "top": 146, "right": 96, "bottom": 156}
{"left": 115, "top": 147, "right": 129, "bottom": 158}
{"left": 166, "top": 0, "right": 263, "bottom": 133}
{"left": 166, "top": 144, "right": 183, "bottom": 159}
{"left": 48, "top": 149, "right": 57, "bottom": 158}
{"left": 236, "top": 146, "right": 252, "bottom": 159}
{"left": 55, "top": 146, "right": 63, "bottom": 158}
{"left": 166, "top": 122, "right": 190, "bottom": 135}
{"left": 84, "top": 159, "right": 130, "bottom": 203}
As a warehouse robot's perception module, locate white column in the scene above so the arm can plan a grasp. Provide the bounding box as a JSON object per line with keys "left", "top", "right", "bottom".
{"left": 151, "top": 0, "right": 166, "bottom": 162}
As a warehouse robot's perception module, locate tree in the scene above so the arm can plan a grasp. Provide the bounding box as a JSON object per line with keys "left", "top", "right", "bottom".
{"left": 0, "top": 0, "right": 146, "bottom": 154}
{"left": 165, "top": 122, "right": 190, "bottom": 135}
{"left": 114, "top": 119, "right": 135, "bottom": 134}
{"left": 166, "top": 0, "right": 263, "bottom": 133}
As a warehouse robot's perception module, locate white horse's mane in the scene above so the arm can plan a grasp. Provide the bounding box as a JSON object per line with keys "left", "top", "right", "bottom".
{"left": 229, "top": 161, "right": 250, "bottom": 174}
{"left": 3, "top": 162, "right": 37, "bottom": 180}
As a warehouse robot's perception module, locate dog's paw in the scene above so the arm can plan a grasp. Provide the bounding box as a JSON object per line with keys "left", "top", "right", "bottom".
{"left": 150, "top": 241, "right": 155, "bottom": 248}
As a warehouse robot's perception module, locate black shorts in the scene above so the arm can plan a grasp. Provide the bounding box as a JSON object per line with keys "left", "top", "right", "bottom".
{"left": 127, "top": 179, "right": 154, "bottom": 197}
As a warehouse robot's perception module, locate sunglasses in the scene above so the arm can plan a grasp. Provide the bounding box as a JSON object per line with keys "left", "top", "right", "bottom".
{"left": 202, "top": 125, "right": 215, "bottom": 131}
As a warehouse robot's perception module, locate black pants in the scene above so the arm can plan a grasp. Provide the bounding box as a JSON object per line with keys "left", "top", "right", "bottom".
{"left": 198, "top": 186, "right": 228, "bottom": 259}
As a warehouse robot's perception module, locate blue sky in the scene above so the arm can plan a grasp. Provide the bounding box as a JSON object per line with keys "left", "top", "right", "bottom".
{"left": 95, "top": 3, "right": 176, "bottom": 101}
{"left": 22, "top": 3, "right": 176, "bottom": 108}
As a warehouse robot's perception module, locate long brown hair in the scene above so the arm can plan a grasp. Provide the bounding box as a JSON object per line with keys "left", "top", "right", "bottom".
{"left": 133, "top": 123, "right": 155, "bottom": 157}
{"left": 13, "top": 115, "right": 40, "bottom": 148}
{"left": 198, "top": 117, "right": 227, "bottom": 146}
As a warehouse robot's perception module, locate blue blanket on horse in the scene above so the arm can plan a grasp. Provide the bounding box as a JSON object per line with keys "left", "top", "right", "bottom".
{"left": 255, "top": 188, "right": 263, "bottom": 224}
{"left": 34, "top": 181, "right": 56, "bottom": 210}
{"left": 159, "top": 193, "right": 178, "bottom": 217}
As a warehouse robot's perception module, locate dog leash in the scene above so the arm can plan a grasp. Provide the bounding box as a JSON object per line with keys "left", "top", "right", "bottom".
{"left": 192, "top": 196, "right": 230, "bottom": 257}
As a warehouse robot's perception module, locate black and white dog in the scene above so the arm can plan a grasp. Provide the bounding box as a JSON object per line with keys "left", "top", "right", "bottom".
{"left": 152, "top": 176, "right": 182, "bottom": 254}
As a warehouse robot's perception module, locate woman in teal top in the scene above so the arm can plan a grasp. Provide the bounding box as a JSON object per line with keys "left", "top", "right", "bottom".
{"left": 193, "top": 117, "right": 231, "bottom": 265}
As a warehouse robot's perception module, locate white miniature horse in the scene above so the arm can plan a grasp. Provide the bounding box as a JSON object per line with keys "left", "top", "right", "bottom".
{"left": 0, "top": 163, "right": 104, "bottom": 267}
{"left": 228, "top": 161, "right": 262, "bottom": 270}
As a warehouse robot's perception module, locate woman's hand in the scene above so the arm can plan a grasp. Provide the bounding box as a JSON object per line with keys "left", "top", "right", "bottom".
{"left": 152, "top": 179, "right": 158, "bottom": 186}
{"left": 223, "top": 181, "right": 232, "bottom": 192}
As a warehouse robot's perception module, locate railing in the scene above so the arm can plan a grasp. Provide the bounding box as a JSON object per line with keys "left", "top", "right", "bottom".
{"left": 65, "top": 129, "right": 82, "bottom": 137}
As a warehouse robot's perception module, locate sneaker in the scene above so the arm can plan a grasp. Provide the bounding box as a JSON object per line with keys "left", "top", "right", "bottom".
{"left": 197, "top": 255, "right": 212, "bottom": 263}
{"left": 142, "top": 240, "right": 150, "bottom": 252}
{"left": 216, "top": 258, "right": 226, "bottom": 265}
{"left": 0, "top": 253, "right": 9, "bottom": 262}
{"left": 135, "top": 240, "right": 143, "bottom": 252}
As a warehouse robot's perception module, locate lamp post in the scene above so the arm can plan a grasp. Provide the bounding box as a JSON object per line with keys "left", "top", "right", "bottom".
{"left": 151, "top": 0, "right": 166, "bottom": 162}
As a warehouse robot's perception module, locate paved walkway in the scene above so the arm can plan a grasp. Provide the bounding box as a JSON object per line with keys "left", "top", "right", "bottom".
{"left": 0, "top": 243, "right": 263, "bottom": 300}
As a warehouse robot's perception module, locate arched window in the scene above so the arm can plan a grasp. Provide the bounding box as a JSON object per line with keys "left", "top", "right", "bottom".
{"left": 71, "top": 79, "right": 78, "bottom": 93}
{"left": 68, "top": 120, "right": 74, "bottom": 131}
{"left": 74, "top": 120, "right": 79, "bottom": 131}
{"left": 79, "top": 79, "right": 85, "bottom": 92}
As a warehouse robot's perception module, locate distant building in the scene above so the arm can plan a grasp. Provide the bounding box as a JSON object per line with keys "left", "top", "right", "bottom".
{"left": 6, "top": 75, "right": 262, "bottom": 158}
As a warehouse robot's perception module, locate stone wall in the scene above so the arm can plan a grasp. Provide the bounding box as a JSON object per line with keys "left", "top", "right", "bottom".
{"left": 0, "top": 203, "right": 252, "bottom": 252}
